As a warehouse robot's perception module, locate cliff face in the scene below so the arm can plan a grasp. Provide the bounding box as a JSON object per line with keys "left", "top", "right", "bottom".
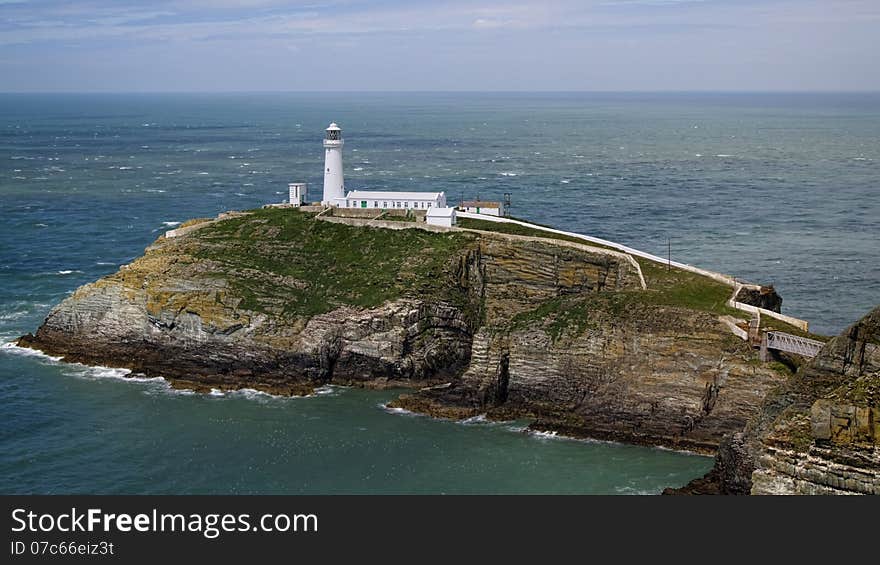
{"left": 674, "top": 305, "right": 880, "bottom": 494}
{"left": 20, "top": 208, "right": 785, "bottom": 452}
{"left": 748, "top": 305, "right": 880, "bottom": 494}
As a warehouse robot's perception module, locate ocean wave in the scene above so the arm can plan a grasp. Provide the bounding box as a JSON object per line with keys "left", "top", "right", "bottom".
{"left": 498, "top": 172, "right": 517, "bottom": 177}
{"left": 614, "top": 486, "right": 657, "bottom": 495}
{"left": 161, "top": 221, "right": 181, "bottom": 227}
{"left": 0, "top": 310, "right": 29, "bottom": 321}
{"left": 1, "top": 341, "right": 64, "bottom": 362}
{"left": 56, "top": 270, "right": 82, "bottom": 275}
{"left": 378, "top": 402, "right": 418, "bottom": 416}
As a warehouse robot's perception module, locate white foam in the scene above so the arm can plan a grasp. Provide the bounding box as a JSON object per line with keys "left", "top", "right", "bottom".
{"left": 715, "top": 154, "right": 734, "bottom": 158}
{"left": 1, "top": 341, "right": 65, "bottom": 362}
{"left": 499, "top": 172, "right": 517, "bottom": 177}
{"left": 353, "top": 167, "right": 363, "bottom": 171}
{"left": 560, "top": 180, "right": 570, "bottom": 184}
{"left": 529, "top": 429, "right": 562, "bottom": 440}
{"left": 56, "top": 270, "right": 82, "bottom": 275}
{"left": 378, "top": 402, "right": 418, "bottom": 416}
{"left": 35, "top": 223, "right": 48, "bottom": 227}
{"left": 614, "top": 486, "right": 657, "bottom": 495}
{"left": 197, "top": 172, "right": 210, "bottom": 175}
{"left": 460, "top": 414, "right": 489, "bottom": 425}
{"left": 118, "top": 166, "right": 133, "bottom": 170}
{"left": 313, "top": 385, "right": 339, "bottom": 396}
{"left": 161, "top": 221, "right": 181, "bottom": 227}
{"left": 209, "top": 388, "right": 225, "bottom": 396}
{"left": 0, "top": 310, "right": 28, "bottom": 321}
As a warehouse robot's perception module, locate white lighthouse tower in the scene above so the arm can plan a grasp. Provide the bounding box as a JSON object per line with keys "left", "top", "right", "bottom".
{"left": 322, "top": 122, "right": 344, "bottom": 205}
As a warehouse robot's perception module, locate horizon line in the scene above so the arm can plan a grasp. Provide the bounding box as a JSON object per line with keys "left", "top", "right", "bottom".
{"left": 2, "top": 89, "right": 880, "bottom": 95}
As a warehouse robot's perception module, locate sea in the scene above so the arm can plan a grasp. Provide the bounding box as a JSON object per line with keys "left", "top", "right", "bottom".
{"left": 1, "top": 92, "right": 878, "bottom": 494}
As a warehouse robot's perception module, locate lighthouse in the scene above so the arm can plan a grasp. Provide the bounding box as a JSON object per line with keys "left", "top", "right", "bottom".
{"left": 322, "top": 122, "right": 344, "bottom": 205}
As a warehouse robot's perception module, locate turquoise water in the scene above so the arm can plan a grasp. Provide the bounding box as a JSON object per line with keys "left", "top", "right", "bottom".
{"left": 2, "top": 92, "right": 878, "bottom": 494}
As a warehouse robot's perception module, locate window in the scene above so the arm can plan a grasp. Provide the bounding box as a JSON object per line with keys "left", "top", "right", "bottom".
{"left": 374, "top": 201, "right": 378, "bottom": 207}
{"left": 427, "top": 202, "right": 432, "bottom": 208}
{"left": 404, "top": 202, "right": 409, "bottom": 208}
{"left": 383, "top": 201, "right": 387, "bottom": 208}
{"left": 361, "top": 201, "right": 367, "bottom": 208}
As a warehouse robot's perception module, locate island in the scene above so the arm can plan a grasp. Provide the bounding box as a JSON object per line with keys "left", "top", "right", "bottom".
{"left": 17, "top": 202, "right": 877, "bottom": 495}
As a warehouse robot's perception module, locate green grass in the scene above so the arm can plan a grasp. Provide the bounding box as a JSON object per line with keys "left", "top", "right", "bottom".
{"left": 191, "top": 208, "right": 476, "bottom": 318}
{"left": 460, "top": 215, "right": 744, "bottom": 319}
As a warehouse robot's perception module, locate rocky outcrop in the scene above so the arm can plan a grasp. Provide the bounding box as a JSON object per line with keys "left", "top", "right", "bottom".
{"left": 673, "top": 304, "right": 880, "bottom": 494}
{"left": 734, "top": 285, "right": 782, "bottom": 313}
{"left": 19, "top": 209, "right": 643, "bottom": 395}
{"left": 19, "top": 208, "right": 785, "bottom": 454}
{"left": 749, "top": 305, "right": 880, "bottom": 494}
{"left": 395, "top": 299, "right": 785, "bottom": 453}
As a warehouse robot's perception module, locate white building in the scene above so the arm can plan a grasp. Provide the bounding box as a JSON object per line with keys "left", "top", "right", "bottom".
{"left": 305, "top": 122, "right": 455, "bottom": 224}
{"left": 426, "top": 206, "right": 457, "bottom": 227}
{"left": 322, "top": 123, "right": 345, "bottom": 205}
{"left": 460, "top": 200, "right": 505, "bottom": 216}
{"left": 334, "top": 190, "right": 446, "bottom": 211}
{"left": 288, "top": 182, "right": 306, "bottom": 207}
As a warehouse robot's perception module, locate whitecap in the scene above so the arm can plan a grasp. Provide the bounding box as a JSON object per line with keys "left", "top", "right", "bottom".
{"left": 197, "top": 172, "right": 210, "bottom": 175}
{"left": 1, "top": 341, "right": 63, "bottom": 362}
{"left": 0, "top": 310, "right": 28, "bottom": 321}
{"left": 378, "top": 402, "right": 418, "bottom": 416}
{"left": 313, "top": 385, "right": 339, "bottom": 396}
{"left": 560, "top": 180, "right": 570, "bottom": 184}
{"left": 35, "top": 223, "right": 48, "bottom": 227}
{"left": 460, "top": 414, "right": 489, "bottom": 425}
{"left": 353, "top": 167, "right": 364, "bottom": 171}
{"left": 529, "top": 429, "right": 562, "bottom": 440}
{"left": 161, "top": 221, "right": 181, "bottom": 227}
{"left": 614, "top": 486, "right": 657, "bottom": 495}
{"left": 715, "top": 154, "right": 734, "bottom": 158}
{"left": 118, "top": 166, "right": 133, "bottom": 170}
{"left": 499, "top": 172, "right": 517, "bottom": 177}
{"left": 56, "top": 270, "right": 82, "bottom": 275}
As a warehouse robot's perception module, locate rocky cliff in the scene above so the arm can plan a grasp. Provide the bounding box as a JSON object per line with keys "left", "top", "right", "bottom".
{"left": 20, "top": 208, "right": 787, "bottom": 453}
{"left": 670, "top": 305, "right": 880, "bottom": 494}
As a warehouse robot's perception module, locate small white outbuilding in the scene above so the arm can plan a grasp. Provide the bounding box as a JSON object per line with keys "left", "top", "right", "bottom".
{"left": 426, "top": 206, "right": 457, "bottom": 228}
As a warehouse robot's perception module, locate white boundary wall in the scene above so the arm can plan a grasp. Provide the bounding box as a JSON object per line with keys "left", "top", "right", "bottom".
{"left": 456, "top": 211, "right": 809, "bottom": 331}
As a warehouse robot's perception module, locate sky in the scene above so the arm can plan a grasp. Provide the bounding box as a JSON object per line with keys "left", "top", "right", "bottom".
{"left": 0, "top": 0, "right": 878, "bottom": 92}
